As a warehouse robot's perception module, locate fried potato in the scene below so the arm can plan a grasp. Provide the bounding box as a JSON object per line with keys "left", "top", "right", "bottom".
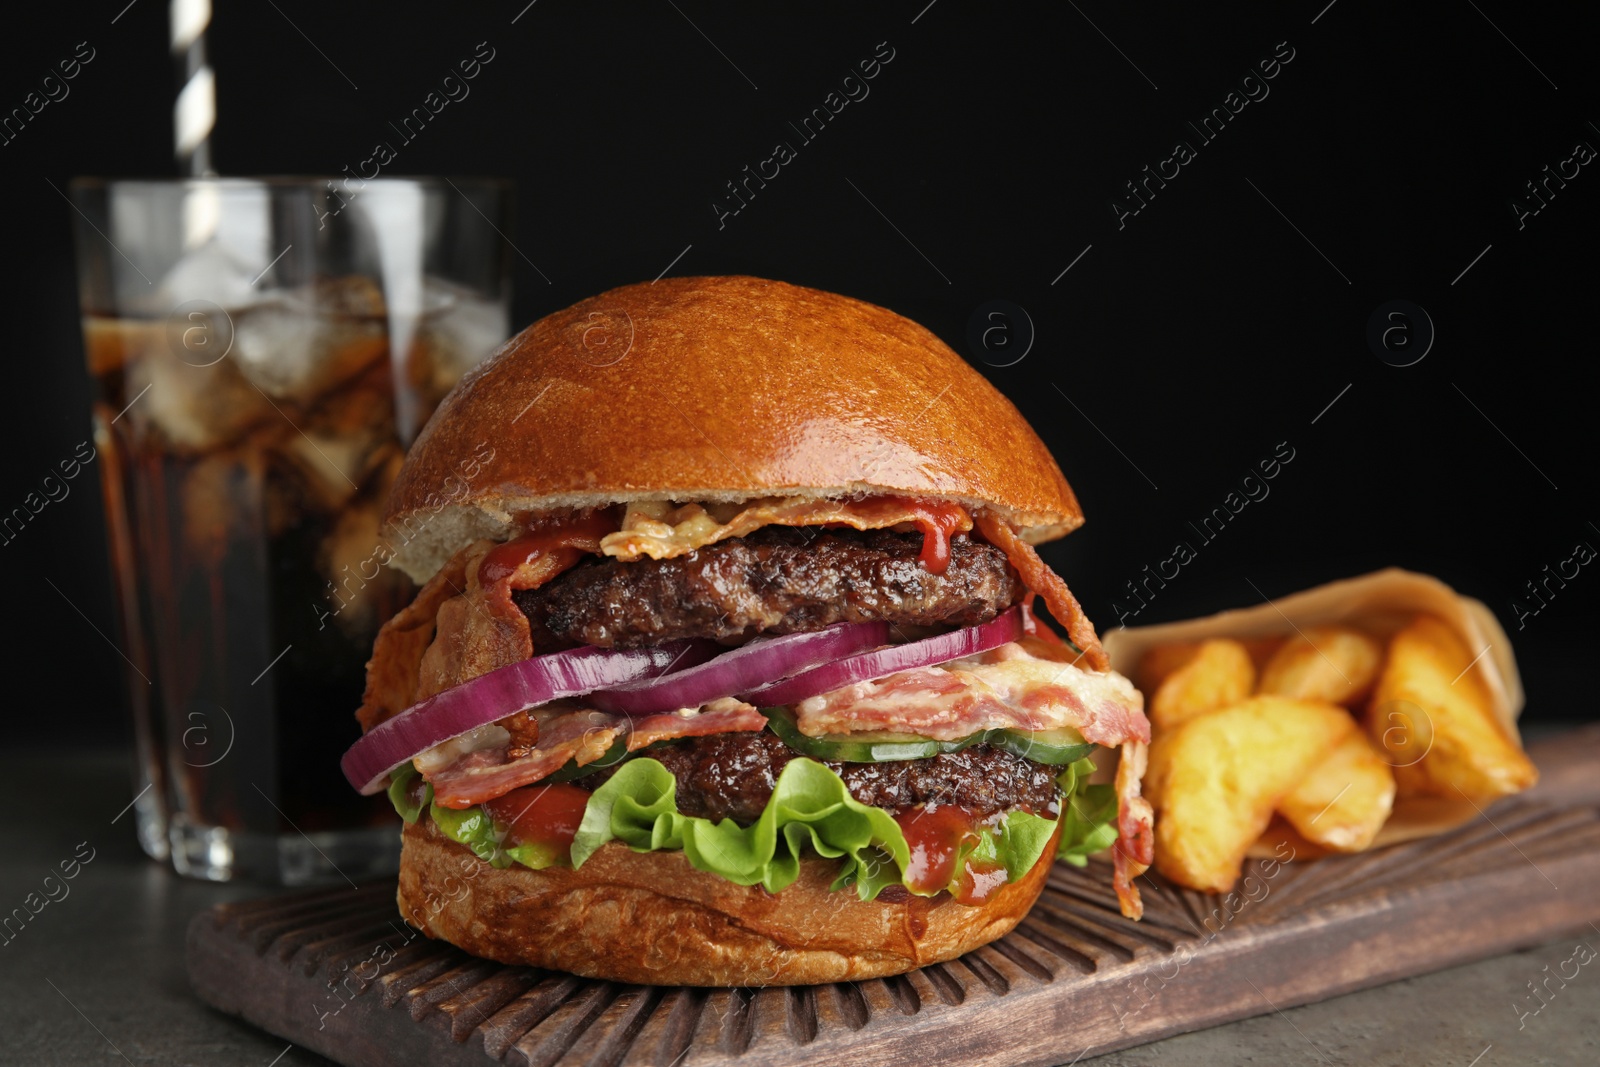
{"left": 1367, "top": 615, "right": 1536, "bottom": 800}
{"left": 1277, "top": 730, "right": 1395, "bottom": 852}
{"left": 1258, "top": 624, "right": 1382, "bottom": 707}
{"left": 1138, "top": 636, "right": 1283, "bottom": 695}
{"left": 1238, "top": 635, "right": 1289, "bottom": 675}
{"left": 1144, "top": 733, "right": 1176, "bottom": 807}
{"left": 1150, "top": 696, "right": 1356, "bottom": 893}
{"left": 1367, "top": 698, "right": 1433, "bottom": 792}
{"left": 1250, "top": 816, "right": 1332, "bottom": 863}
{"left": 1137, "top": 641, "right": 1200, "bottom": 693}
{"left": 1149, "top": 639, "right": 1255, "bottom": 732}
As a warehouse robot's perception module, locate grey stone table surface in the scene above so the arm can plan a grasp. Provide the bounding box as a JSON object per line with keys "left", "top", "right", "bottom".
{"left": 3, "top": 749, "right": 1595, "bottom": 1067}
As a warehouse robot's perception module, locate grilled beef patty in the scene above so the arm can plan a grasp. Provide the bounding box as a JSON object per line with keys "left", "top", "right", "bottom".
{"left": 586, "top": 731, "right": 1061, "bottom": 824}
{"left": 515, "top": 527, "right": 1021, "bottom": 649}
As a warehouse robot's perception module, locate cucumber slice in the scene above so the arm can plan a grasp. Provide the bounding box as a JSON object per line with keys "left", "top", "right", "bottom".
{"left": 988, "top": 727, "right": 1095, "bottom": 765}
{"left": 764, "top": 705, "right": 955, "bottom": 761}
{"left": 762, "top": 706, "right": 1094, "bottom": 765}
{"left": 541, "top": 712, "right": 1098, "bottom": 782}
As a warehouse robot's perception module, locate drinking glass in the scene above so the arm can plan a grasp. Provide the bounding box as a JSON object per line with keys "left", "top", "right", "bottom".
{"left": 69, "top": 177, "right": 512, "bottom": 882}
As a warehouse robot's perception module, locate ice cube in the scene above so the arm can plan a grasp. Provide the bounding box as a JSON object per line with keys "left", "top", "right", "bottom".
{"left": 153, "top": 239, "right": 265, "bottom": 317}
{"left": 277, "top": 428, "right": 371, "bottom": 514}
{"left": 230, "top": 277, "right": 389, "bottom": 404}
{"left": 270, "top": 363, "right": 399, "bottom": 513}
{"left": 109, "top": 182, "right": 271, "bottom": 313}
{"left": 416, "top": 283, "right": 509, "bottom": 389}
{"left": 126, "top": 323, "right": 277, "bottom": 454}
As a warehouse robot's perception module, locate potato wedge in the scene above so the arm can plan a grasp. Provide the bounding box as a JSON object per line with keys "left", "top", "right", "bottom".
{"left": 1278, "top": 730, "right": 1396, "bottom": 851}
{"left": 1149, "top": 639, "right": 1255, "bottom": 732}
{"left": 1137, "top": 641, "right": 1200, "bottom": 693}
{"left": 1145, "top": 733, "right": 1176, "bottom": 807}
{"left": 1250, "top": 816, "right": 1332, "bottom": 863}
{"left": 1238, "top": 635, "right": 1289, "bottom": 675}
{"left": 1367, "top": 615, "right": 1536, "bottom": 800}
{"left": 1150, "top": 696, "right": 1356, "bottom": 893}
{"left": 1258, "top": 624, "right": 1382, "bottom": 707}
{"left": 1139, "top": 637, "right": 1282, "bottom": 695}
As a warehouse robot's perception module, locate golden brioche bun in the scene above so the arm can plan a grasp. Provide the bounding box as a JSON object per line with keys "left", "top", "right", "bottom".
{"left": 397, "top": 816, "right": 1059, "bottom": 986}
{"left": 384, "top": 276, "right": 1081, "bottom": 582}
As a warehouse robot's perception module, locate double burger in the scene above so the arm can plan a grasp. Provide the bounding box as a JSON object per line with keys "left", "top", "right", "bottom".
{"left": 343, "top": 276, "right": 1153, "bottom": 985}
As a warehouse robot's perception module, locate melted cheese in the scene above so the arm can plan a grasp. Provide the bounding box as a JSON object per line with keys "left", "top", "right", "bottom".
{"left": 414, "top": 722, "right": 510, "bottom": 776}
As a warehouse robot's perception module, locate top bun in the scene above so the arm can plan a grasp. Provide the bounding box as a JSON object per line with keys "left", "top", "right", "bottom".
{"left": 385, "top": 276, "right": 1082, "bottom": 581}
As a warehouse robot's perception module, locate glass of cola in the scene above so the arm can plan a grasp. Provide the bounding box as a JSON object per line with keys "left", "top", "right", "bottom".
{"left": 68, "top": 177, "right": 512, "bottom": 883}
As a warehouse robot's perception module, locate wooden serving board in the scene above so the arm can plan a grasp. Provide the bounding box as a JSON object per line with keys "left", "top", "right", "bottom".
{"left": 187, "top": 725, "right": 1600, "bottom": 1067}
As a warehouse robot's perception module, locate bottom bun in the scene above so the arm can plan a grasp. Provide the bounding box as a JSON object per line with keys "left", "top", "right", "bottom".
{"left": 397, "top": 816, "right": 1058, "bottom": 986}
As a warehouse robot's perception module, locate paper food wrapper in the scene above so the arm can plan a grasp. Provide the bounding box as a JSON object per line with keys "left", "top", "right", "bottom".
{"left": 1102, "top": 568, "right": 1524, "bottom": 853}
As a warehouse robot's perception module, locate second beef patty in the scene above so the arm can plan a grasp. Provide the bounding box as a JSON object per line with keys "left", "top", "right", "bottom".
{"left": 587, "top": 731, "right": 1062, "bottom": 824}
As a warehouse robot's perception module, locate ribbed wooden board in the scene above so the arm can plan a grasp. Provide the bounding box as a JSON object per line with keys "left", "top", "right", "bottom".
{"left": 187, "top": 725, "right": 1600, "bottom": 1066}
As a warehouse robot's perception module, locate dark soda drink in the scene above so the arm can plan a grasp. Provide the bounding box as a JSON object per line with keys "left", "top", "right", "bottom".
{"left": 84, "top": 273, "right": 504, "bottom": 879}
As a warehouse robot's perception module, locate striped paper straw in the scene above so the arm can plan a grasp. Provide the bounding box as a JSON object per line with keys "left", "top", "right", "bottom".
{"left": 170, "top": 0, "right": 215, "bottom": 176}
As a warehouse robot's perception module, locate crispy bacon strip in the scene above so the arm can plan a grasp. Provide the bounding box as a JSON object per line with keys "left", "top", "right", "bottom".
{"left": 1021, "top": 593, "right": 1066, "bottom": 645}
{"left": 431, "top": 709, "right": 624, "bottom": 809}
{"left": 1112, "top": 739, "right": 1154, "bottom": 920}
{"left": 459, "top": 511, "right": 616, "bottom": 672}
{"left": 356, "top": 543, "right": 474, "bottom": 732}
{"left": 623, "top": 698, "right": 767, "bottom": 750}
{"left": 415, "top": 540, "right": 580, "bottom": 702}
{"left": 974, "top": 511, "right": 1108, "bottom": 671}
{"left": 428, "top": 700, "right": 769, "bottom": 808}
{"left": 362, "top": 513, "right": 615, "bottom": 732}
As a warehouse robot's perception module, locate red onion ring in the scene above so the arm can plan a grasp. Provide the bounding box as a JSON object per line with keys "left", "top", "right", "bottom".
{"left": 588, "top": 621, "right": 890, "bottom": 716}
{"left": 340, "top": 639, "right": 715, "bottom": 795}
{"left": 739, "top": 606, "right": 1025, "bottom": 707}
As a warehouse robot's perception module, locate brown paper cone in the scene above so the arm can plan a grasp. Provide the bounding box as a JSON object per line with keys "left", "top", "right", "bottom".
{"left": 1102, "top": 568, "right": 1523, "bottom": 851}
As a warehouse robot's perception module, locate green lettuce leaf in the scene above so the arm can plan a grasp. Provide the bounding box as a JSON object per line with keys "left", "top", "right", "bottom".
{"left": 1054, "top": 757, "right": 1121, "bottom": 866}
{"left": 572, "top": 756, "right": 912, "bottom": 896}
{"left": 387, "top": 763, "right": 432, "bottom": 824}
{"left": 427, "top": 800, "right": 512, "bottom": 868}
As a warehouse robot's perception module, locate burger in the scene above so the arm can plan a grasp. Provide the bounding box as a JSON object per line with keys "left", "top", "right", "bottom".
{"left": 342, "top": 275, "right": 1153, "bottom": 986}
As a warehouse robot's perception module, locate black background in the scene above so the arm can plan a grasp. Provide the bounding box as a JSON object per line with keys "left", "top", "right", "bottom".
{"left": 3, "top": 2, "right": 1595, "bottom": 747}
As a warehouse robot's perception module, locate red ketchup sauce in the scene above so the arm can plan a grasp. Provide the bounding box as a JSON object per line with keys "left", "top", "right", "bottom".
{"left": 477, "top": 511, "right": 616, "bottom": 586}
{"left": 955, "top": 858, "right": 1009, "bottom": 904}
{"left": 890, "top": 499, "right": 970, "bottom": 575}
{"left": 894, "top": 805, "right": 1008, "bottom": 904}
{"left": 482, "top": 783, "right": 592, "bottom": 857}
